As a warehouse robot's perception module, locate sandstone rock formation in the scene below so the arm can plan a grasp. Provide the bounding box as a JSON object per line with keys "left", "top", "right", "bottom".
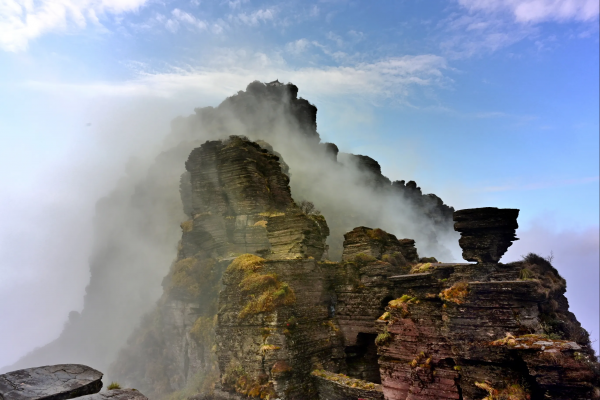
{"left": 108, "top": 136, "right": 598, "bottom": 400}
{"left": 109, "top": 136, "right": 330, "bottom": 399}
{"left": 6, "top": 81, "right": 457, "bottom": 378}
{"left": 454, "top": 207, "right": 520, "bottom": 263}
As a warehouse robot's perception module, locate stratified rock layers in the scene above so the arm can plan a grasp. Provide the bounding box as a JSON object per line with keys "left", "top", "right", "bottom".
{"left": 110, "top": 137, "right": 329, "bottom": 398}
{"left": 111, "top": 136, "right": 598, "bottom": 400}
{"left": 453, "top": 207, "right": 519, "bottom": 263}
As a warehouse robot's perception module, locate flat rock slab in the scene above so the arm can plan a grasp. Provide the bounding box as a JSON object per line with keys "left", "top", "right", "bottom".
{"left": 77, "top": 390, "right": 147, "bottom": 400}
{"left": 0, "top": 365, "right": 103, "bottom": 400}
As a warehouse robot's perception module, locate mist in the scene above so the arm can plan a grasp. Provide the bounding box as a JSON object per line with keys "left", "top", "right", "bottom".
{"left": 0, "top": 81, "right": 459, "bottom": 375}
{"left": 1, "top": 80, "right": 597, "bottom": 381}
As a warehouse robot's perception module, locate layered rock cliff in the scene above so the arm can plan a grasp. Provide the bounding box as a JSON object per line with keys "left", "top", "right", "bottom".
{"left": 9, "top": 81, "right": 596, "bottom": 399}
{"left": 5, "top": 81, "right": 455, "bottom": 378}
{"left": 111, "top": 135, "right": 598, "bottom": 400}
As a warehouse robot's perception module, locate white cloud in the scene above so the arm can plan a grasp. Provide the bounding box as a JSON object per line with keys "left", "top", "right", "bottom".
{"left": 0, "top": 0, "right": 150, "bottom": 52}
{"left": 443, "top": 0, "right": 599, "bottom": 57}
{"left": 326, "top": 31, "right": 344, "bottom": 47}
{"left": 24, "top": 51, "right": 449, "bottom": 102}
{"left": 169, "top": 8, "right": 207, "bottom": 31}
{"left": 231, "top": 8, "right": 275, "bottom": 26}
{"left": 458, "top": 0, "right": 599, "bottom": 23}
{"left": 285, "top": 38, "right": 311, "bottom": 54}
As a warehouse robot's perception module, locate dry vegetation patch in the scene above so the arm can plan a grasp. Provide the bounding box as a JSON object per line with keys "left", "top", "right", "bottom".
{"left": 439, "top": 282, "right": 469, "bottom": 304}
{"left": 311, "top": 370, "right": 379, "bottom": 391}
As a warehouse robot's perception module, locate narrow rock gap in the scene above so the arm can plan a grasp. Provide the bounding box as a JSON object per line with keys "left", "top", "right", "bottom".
{"left": 344, "top": 333, "right": 381, "bottom": 384}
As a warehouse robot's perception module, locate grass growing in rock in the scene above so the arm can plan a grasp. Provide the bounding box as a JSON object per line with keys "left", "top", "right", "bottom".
{"left": 189, "top": 316, "right": 215, "bottom": 344}
{"left": 311, "top": 370, "right": 379, "bottom": 391}
{"left": 375, "top": 329, "right": 392, "bottom": 346}
{"left": 222, "top": 362, "right": 277, "bottom": 399}
{"left": 475, "top": 381, "right": 530, "bottom": 400}
{"left": 228, "top": 254, "right": 296, "bottom": 319}
{"left": 107, "top": 382, "right": 121, "bottom": 390}
{"left": 180, "top": 220, "right": 194, "bottom": 232}
{"left": 387, "top": 295, "right": 418, "bottom": 318}
{"left": 410, "top": 263, "right": 432, "bottom": 274}
{"left": 439, "top": 282, "right": 469, "bottom": 304}
{"left": 228, "top": 254, "right": 266, "bottom": 274}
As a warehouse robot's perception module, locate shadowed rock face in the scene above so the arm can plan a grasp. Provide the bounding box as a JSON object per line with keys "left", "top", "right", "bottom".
{"left": 453, "top": 207, "right": 519, "bottom": 263}
{"left": 0, "top": 365, "right": 102, "bottom": 400}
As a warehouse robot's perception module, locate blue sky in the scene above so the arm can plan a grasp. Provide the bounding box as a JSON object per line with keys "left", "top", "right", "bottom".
{"left": 0, "top": 0, "right": 598, "bottom": 366}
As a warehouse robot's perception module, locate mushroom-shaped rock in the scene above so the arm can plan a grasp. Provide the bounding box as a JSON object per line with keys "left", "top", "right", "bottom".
{"left": 453, "top": 207, "right": 519, "bottom": 263}
{"left": 0, "top": 364, "right": 103, "bottom": 400}
{"left": 77, "top": 390, "right": 148, "bottom": 400}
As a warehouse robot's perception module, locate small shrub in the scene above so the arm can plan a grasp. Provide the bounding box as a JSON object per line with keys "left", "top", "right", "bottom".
{"left": 367, "top": 228, "right": 388, "bottom": 242}
{"left": 375, "top": 330, "right": 392, "bottom": 346}
{"left": 107, "top": 382, "right": 121, "bottom": 390}
{"left": 419, "top": 257, "right": 438, "bottom": 263}
{"left": 180, "top": 220, "right": 194, "bottom": 232}
{"left": 298, "top": 200, "right": 321, "bottom": 215}
{"left": 440, "top": 282, "right": 469, "bottom": 304}
{"left": 519, "top": 268, "right": 533, "bottom": 280}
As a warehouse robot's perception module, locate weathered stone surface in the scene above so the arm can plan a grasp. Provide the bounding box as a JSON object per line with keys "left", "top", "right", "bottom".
{"left": 341, "top": 227, "right": 411, "bottom": 265}
{"left": 376, "top": 256, "right": 598, "bottom": 400}
{"left": 453, "top": 207, "right": 519, "bottom": 263}
{"left": 110, "top": 136, "right": 330, "bottom": 398}
{"left": 312, "top": 370, "right": 384, "bottom": 400}
{"left": 76, "top": 390, "right": 147, "bottom": 400}
{"left": 0, "top": 365, "right": 102, "bottom": 400}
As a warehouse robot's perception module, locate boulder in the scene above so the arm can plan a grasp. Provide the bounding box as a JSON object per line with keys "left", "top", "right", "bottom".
{"left": 0, "top": 365, "right": 102, "bottom": 400}
{"left": 77, "top": 390, "right": 147, "bottom": 400}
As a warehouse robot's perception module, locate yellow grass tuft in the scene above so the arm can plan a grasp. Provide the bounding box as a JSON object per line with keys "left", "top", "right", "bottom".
{"left": 228, "top": 254, "right": 266, "bottom": 274}
{"left": 439, "top": 282, "right": 469, "bottom": 304}
{"left": 180, "top": 220, "right": 194, "bottom": 232}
